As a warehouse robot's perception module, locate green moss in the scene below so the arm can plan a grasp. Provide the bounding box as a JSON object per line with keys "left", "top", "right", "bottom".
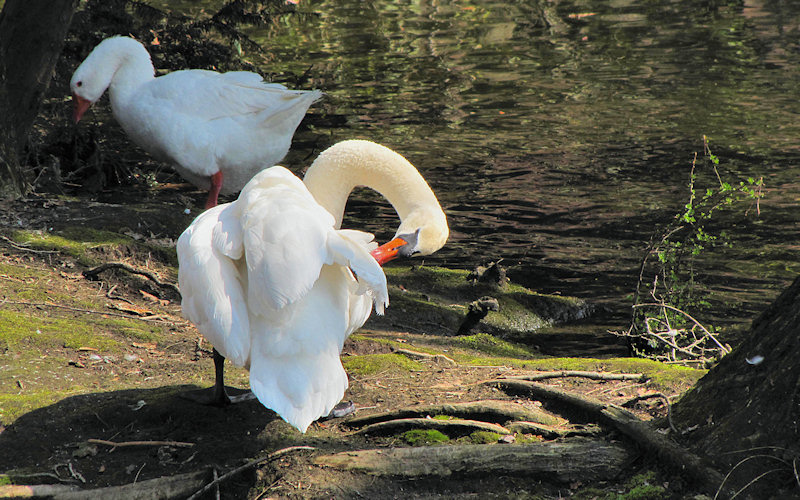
{"left": 342, "top": 353, "right": 423, "bottom": 377}
{"left": 513, "top": 433, "right": 543, "bottom": 444}
{"left": 466, "top": 431, "right": 502, "bottom": 444}
{"left": 529, "top": 357, "right": 704, "bottom": 389}
{"left": 448, "top": 333, "right": 537, "bottom": 358}
{"left": 0, "top": 475, "right": 11, "bottom": 486}
{"left": 402, "top": 429, "right": 450, "bottom": 446}
{"left": 0, "top": 310, "right": 121, "bottom": 351}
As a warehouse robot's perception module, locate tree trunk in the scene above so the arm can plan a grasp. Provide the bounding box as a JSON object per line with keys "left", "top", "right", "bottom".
{"left": 673, "top": 275, "right": 800, "bottom": 498}
{"left": 0, "top": 0, "right": 77, "bottom": 197}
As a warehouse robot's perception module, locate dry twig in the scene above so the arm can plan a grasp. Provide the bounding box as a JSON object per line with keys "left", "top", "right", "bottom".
{"left": 186, "top": 446, "right": 316, "bottom": 500}
{"left": 89, "top": 438, "right": 195, "bottom": 448}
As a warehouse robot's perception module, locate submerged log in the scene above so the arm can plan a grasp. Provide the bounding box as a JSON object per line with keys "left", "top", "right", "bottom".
{"left": 314, "top": 439, "right": 633, "bottom": 481}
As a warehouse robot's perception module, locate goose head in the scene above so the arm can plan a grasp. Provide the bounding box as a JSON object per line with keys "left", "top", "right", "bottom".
{"left": 70, "top": 36, "right": 155, "bottom": 123}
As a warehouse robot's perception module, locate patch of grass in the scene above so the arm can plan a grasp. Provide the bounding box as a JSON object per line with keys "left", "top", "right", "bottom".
{"left": 342, "top": 353, "right": 423, "bottom": 377}
{"left": 0, "top": 309, "right": 122, "bottom": 351}
{"left": 0, "top": 389, "right": 83, "bottom": 425}
{"left": 11, "top": 228, "right": 133, "bottom": 266}
{"left": 402, "top": 429, "right": 450, "bottom": 446}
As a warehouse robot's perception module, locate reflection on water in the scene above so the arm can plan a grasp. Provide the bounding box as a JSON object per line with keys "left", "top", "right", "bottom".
{"left": 156, "top": 0, "right": 800, "bottom": 328}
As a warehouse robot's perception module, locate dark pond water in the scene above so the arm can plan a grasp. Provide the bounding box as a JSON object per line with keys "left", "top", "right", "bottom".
{"left": 151, "top": 0, "right": 800, "bottom": 331}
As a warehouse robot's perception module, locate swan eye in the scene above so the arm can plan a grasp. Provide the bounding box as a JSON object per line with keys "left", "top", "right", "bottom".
{"left": 76, "top": 81, "right": 83, "bottom": 87}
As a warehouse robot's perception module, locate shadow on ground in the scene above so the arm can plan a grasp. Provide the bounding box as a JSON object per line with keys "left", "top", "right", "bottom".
{"left": 0, "top": 385, "right": 280, "bottom": 492}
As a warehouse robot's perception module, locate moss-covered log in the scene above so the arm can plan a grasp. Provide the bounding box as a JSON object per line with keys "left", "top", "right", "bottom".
{"left": 314, "top": 439, "right": 633, "bottom": 481}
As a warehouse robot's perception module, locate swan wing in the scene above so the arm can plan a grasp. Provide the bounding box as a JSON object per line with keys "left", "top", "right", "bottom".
{"left": 237, "top": 167, "right": 336, "bottom": 312}
{"left": 327, "top": 229, "right": 389, "bottom": 314}
{"left": 177, "top": 204, "right": 251, "bottom": 366}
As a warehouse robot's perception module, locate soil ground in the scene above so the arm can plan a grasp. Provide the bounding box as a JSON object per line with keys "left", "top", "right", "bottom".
{"left": 0, "top": 188, "right": 706, "bottom": 499}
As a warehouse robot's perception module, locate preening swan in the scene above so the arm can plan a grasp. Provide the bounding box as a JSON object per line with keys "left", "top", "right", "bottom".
{"left": 177, "top": 140, "right": 448, "bottom": 432}
{"left": 70, "top": 36, "right": 321, "bottom": 208}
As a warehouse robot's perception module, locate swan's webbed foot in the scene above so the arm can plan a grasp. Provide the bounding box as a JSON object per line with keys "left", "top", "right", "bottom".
{"left": 180, "top": 385, "right": 255, "bottom": 406}
{"left": 321, "top": 400, "right": 356, "bottom": 421}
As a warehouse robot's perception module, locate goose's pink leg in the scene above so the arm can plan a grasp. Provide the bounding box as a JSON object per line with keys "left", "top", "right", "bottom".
{"left": 205, "top": 171, "right": 223, "bottom": 209}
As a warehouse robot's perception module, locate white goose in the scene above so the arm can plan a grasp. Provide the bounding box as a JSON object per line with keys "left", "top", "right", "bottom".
{"left": 177, "top": 140, "right": 448, "bottom": 432}
{"left": 70, "top": 36, "right": 322, "bottom": 208}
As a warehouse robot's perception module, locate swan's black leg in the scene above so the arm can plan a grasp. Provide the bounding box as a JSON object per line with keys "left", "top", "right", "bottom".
{"left": 180, "top": 348, "right": 255, "bottom": 405}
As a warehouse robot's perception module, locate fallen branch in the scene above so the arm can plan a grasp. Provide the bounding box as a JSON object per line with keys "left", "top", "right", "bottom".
{"left": 633, "top": 303, "right": 729, "bottom": 354}
{"left": 83, "top": 262, "right": 180, "bottom": 296}
{"left": 354, "top": 417, "right": 511, "bottom": 437}
{"left": 186, "top": 446, "right": 316, "bottom": 500}
{"left": 314, "top": 439, "right": 633, "bottom": 481}
{"left": 88, "top": 438, "right": 195, "bottom": 448}
{"left": 510, "top": 370, "right": 646, "bottom": 383}
{"left": 345, "top": 400, "right": 562, "bottom": 428}
{"left": 488, "top": 378, "right": 731, "bottom": 496}
{"left": 391, "top": 348, "right": 457, "bottom": 367}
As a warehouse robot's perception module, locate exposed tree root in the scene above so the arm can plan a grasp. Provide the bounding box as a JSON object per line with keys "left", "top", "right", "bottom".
{"left": 488, "top": 378, "right": 731, "bottom": 496}
{"left": 353, "top": 417, "right": 511, "bottom": 437}
{"left": 314, "top": 439, "right": 634, "bottom": 481}
{"left": 345, "top": 399, "right": 562, "bottom": 428}
{"left": 505, "top": 421, "right": 602, "bottom": 439}
{"left": 83, "top": 262, "right": 180, "bottom": 296}
{"left": 510, "top": 370, "right": 646, "bottom": 382}
{"left": 391, "top": 347, "right": 457, "bottom": 366}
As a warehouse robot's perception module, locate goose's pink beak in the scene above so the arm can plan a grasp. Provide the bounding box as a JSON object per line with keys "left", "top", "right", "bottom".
{"left": 72, "top": 93, "right": 92, "bottom": 123}
{"left": 370, "top": 237, "right": 408, "bottom": 266}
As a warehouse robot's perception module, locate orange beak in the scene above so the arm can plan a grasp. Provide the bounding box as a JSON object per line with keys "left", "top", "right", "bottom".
{"left": 370, "top": 237, "right": 408, "bottom": 266}
{"left": 72, "top": 93, "right": 92, "bottom": 123}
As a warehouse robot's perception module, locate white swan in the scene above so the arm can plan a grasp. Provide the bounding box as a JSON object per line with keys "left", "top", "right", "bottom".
{"left": 70, "top": 36, "right": 322, "bottom": 208}
{"left": 177, "top": 139, "right": 448, "bottom": 432}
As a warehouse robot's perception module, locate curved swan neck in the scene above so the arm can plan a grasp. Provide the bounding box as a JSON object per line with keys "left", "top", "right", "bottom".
{"left": 303, "top": 140, "right": 438, "bottom": 229}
